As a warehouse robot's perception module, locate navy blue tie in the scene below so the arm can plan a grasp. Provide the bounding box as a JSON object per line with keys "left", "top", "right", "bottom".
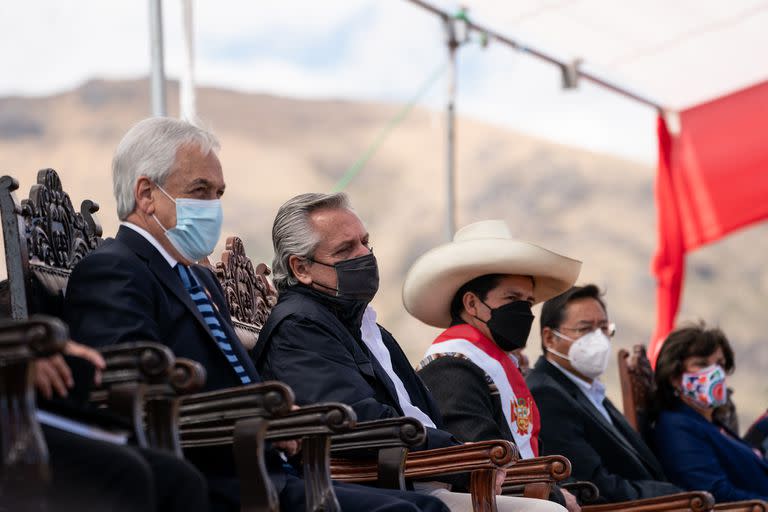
{"left": 175, "top": 264, "right": 252, "bottom": 384}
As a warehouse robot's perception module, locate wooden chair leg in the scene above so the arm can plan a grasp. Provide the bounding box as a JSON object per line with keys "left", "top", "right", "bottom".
{"left": 234, "top": 418, "right": 279, "bottom": 512}
{"left": 144, "top": 393, "right": 182, "bottom": 457}
{"left": 377, "top": 446, "right": 408, "bottom": 490}
{"left": 106, "top": 382, "right": 149, "bottom": 448}
{"left": 301, "top": 435, "right": 341, "bottom": 512}
{"left": 470, "top": 468, "right": 498, "bottom": 512}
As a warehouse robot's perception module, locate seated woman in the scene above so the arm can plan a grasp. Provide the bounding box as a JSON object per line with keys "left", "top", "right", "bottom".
{"left": 652, "top": 324, "right": 768, "bottom": 502}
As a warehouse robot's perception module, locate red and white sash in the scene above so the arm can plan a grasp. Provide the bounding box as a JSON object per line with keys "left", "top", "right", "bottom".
{"left": 424, "top": 324, "right": 540, "bottom": 458}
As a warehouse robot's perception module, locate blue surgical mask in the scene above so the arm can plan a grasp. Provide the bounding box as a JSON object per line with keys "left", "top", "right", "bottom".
{"left": 153, "top": 184, "right": 223, "bottom": 262}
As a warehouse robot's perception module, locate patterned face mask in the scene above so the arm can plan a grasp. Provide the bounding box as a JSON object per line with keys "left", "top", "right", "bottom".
{"left": 680, "top": 364, "right": 728, "bottom": 409}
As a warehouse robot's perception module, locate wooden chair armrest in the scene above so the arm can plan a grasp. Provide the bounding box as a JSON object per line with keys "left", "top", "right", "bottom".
{"left": 97, "top": 341, "right": 176, "bottom": 386}
{"left": 405, "top": 440, "right": 518, "bottom": 478}
{"left": 714, "top": 500, "right": 768, "bottom": 512}
{"left": 582, "top": 491, "right": 714, "bottom": 512}
{"left": 331, "top": 439, "right": 518, "bottom": 483}
{"left": 87, "top": 341, "right": 176, "bottom": 449}
{"left": 170, "top": 358, "right": 206, "bottom": 394}
{"left": 503, "top": 455, "right": 571, "bottom": 485}
{"left": 0, "top": 315, "right": 68, "bottom": 361}
{"left": 330, "top": 417, "right": 426, "bottom": 454}
{"left": 501, "top": 455, "right": 571, "bottom": 500}
{"left": 180, "top": 380, "right": 294, "bottom": 419}
{"left": 264, "top": 402, "right": 357, "bottom": 441}
{"left": 560, "top": 481, "right": 600, "bottom": 504}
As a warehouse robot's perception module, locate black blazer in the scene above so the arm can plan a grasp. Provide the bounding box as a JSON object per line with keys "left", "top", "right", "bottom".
{"left": 63, "top": 226, "right": 284, "bottom": 492}
{"left": 254, "top": 287, "right": 458, "bottom": 451}
{"left": 253, "top": 286, "right": 470, "bottom": 490}
{"left": 64, "top": 226, "right": 258, "bottom": 392}
{"left": 526, "top": 356, "right": 681, "bottom": 503}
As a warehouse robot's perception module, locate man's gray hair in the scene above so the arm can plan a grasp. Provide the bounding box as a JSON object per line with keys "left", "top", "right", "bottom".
{"left": 112, "top": 117, "right": 220, "bottom": 220}
{"left": 272, "top": 192, "right": 351, "bottom": 291}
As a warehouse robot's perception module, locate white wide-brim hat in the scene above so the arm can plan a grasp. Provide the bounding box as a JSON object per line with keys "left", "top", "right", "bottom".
{"left": 403, "top": 220, "right": 582, "bottom": 328}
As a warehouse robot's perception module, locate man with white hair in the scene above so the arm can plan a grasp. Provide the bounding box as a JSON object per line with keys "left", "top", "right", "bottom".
{"left": 253, "top": 192, "right": 567, "bottom": 512}
{"left": 64, "top": 117, "right": 449, "bottom": 512}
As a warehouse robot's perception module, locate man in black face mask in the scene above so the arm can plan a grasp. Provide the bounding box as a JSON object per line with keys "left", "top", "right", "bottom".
{"left": 254, "top": 195, "right": 565, "bottom": 512}
{"left": 406, "top": 220, "right": 583, "bottom": 511}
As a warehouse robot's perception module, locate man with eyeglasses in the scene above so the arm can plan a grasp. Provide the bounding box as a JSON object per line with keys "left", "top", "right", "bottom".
{"left": 527, "top": 284, "right": 682, "bottom": 504}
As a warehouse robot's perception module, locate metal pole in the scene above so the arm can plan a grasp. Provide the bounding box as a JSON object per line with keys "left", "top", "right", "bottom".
{"left": 148, "top": 0, "right": 167, "bottom": 116}
{"left": 180, "top": 0, "right": 196, "bottom": 123}
{"left": 404, "top": 0, "right": 666, "bottom": 112}
{"left": 444, "top": 19, "right": 458, "bottom": 241}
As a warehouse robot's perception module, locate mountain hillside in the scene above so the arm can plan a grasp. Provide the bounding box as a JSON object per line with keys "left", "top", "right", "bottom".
{"left": 1, "top": 79, "right": 765, "bottom": 427}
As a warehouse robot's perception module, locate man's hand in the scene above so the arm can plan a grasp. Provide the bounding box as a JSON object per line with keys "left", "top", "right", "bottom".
{"left": 273, "top": 439, "right": 302, "bottom": 457}
{"left": 495, "top": 469, "right": 506, "bottom": 495}
{"left": 33, "top": 341, "right": 107, "bottom": 399}
{"left": 33, "top": 355, "right": 73, "bottom": 399}
{"left": 561, "top": 488, "right": 581, "bottom": 512}
{"left": 64, "top": 341, "right": 106, "bottom": 386}
{"left": 274, "top": 404, "right": 303, "bottom": 456}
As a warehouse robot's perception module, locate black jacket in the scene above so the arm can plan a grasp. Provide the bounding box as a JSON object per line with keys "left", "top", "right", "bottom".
{"left": 63, "top": 226, "right": 286, "bottom": 491}
{"left": 526, "top": 356, "right": 681, "bottom": 503}
{"left": 418, "top": 355, "right": 566, "bottom": 506}
{"left": 418, "top": 356, "right": 514, "bottom": 444}
{"left": 253, "top": 286, "right": 467, "bottom": 487}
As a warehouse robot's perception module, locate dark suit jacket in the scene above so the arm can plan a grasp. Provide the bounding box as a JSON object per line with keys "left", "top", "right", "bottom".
{"left": 418, "top": 355, "right": 566, "bottom": 506}
{"left": 418, "top": 356, "right": 514, "bottom": 444}
{"left": 253, "top": 286, "right": 466, "bottom": 488}
{"left": 654, "top": 404, "right": 768, "bottom": 502}
{"left": 63, "top": 226, "right": 284, "bottom": 490}
{"left": 526, "top": 356, "right": 681, "bottom": 503}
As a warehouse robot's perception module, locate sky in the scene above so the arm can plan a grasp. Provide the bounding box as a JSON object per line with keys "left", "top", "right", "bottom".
{"left": 2, "top": 0, "right": 766, "bottom": 164}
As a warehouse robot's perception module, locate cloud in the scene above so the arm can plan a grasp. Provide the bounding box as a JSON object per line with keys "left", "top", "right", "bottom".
{"left": 4, "top": 1, "right": 761, "bottom": 164}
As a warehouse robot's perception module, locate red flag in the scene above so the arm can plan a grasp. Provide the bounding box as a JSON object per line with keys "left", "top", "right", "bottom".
{"left": 650, "top": 81, "right": 768, "bottom": 364}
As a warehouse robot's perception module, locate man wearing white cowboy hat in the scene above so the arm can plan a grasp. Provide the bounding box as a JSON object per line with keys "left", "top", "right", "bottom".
{"left": 254, "top": 193, "right": 567, "bottom": 512}
{"left": 405, "top": 219, "right": 582, "bottom": 511}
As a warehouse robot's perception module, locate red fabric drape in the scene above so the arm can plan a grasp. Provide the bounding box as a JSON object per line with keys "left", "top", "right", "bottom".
{"left": 650, "top": 80, "right": 768, "bottom": 364}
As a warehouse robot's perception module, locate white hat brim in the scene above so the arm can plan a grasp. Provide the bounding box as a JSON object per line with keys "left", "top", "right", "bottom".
{"left": 403, "top": 238, "right": 582, "bottom": 328}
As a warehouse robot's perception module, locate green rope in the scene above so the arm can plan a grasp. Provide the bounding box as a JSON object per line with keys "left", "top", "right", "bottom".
{"left": 332, "top": 61, "right": 448, "bottom": 193}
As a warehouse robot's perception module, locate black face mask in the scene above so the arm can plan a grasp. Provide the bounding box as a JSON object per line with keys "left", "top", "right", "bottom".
{"left": 309, "top": 252, "right": 380, "bottom": 303}
{"left": 476, "top": 299, "right": 535, "bottom": 351}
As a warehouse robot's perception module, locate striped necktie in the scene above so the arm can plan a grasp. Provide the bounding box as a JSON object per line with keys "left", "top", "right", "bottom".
{"left": 175, "top": 264, "right": 252, "bottom": 384}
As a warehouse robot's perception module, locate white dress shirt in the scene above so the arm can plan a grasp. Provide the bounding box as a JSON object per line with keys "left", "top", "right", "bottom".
{"left": 550, "top": 359, "right": 613, "bottom": 425}
{"left": 359, "top": 306, "right": 437, "bottom": 429}
{"left": 121, "top": 221, "right": 177, "bottom": 268}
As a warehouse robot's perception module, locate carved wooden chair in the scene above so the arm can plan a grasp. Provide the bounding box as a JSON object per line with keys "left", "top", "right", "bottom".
{"left": 0, "top": 316, "right": 68, "bottom": 509}
{"left": 212, "top": 236, "right": 277, "bottom": 351}
{"left": 0, "top": 169, "right": 197, "bottom": 447}
{"left": 618, "top": 345, "right": 766, "bottom": 511}
{"left": 0, "top": 170, "right": 365, "bottom": 511}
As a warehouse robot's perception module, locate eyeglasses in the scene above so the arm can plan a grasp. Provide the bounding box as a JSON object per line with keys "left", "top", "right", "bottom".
{"left": 556, "top": 323, "right": 616, "bottom": 339}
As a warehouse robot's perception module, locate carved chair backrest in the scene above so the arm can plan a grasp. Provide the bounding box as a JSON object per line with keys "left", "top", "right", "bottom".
{"left": 618, "top": 344, "right": 739, "bottom": 436}
{"left": 0, "top": 169, "right": 103, "bottom": 320}
{"left": 212, "top": 236, "right": 277, "bottom": 350}
{"left": 617, "top": 345, "right": 655, "bottom": 433}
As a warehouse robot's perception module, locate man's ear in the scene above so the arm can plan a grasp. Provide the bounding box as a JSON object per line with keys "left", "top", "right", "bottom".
{"left": 134, "top": 176, "right": 156, "bottom": 215}
{"left": 462, "top": 291, "right": 479, "bottom": 318}
{"left": 541, "top": 327, "right": 557, "bottom": 350}
{"left": 289, "top": 255, "right": 312, "bottom": 286}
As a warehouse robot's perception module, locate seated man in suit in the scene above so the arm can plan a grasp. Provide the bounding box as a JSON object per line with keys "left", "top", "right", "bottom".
{"left": 253, "top": 192, "right": 566, "bottom": 512}
{"left": 63, "top": 117, "right": 448, "bottom": 512}
{"left": 527, "top": 284, "right": 682, "bottom": 503}
{"left": 405, "top": 219, "right": 582, "bottom": 512}
{"left": 33, "top": 339, "right": 209, "bottom": 512}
